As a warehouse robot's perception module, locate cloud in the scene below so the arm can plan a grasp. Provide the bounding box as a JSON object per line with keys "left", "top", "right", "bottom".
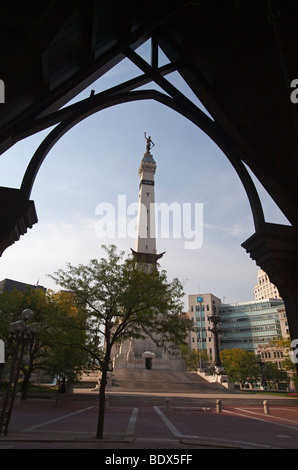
{"left": 204, "top": 222, "right": 252, "bottom": 240}
{"left": 0, "top": 213, "right": 100, "bottom": 289}
{"left": 0, "top": 205, "right": 258, "bottom": 311}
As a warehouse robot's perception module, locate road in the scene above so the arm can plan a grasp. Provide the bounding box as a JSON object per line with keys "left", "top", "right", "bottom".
{"left": 0, "top": 370, "right": 297, "bottom": 449}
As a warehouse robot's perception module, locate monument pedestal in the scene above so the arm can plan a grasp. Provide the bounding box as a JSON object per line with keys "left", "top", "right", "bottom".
{"left": 112, "top": 337, "right": 185, "bottom": 372}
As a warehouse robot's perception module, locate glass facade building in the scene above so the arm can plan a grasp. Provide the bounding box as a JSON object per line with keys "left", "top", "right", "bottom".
{"left": 189, "top": 294, "right": 285, "bottom": 357}
{"left": 219, "top": 299, "right": 284, "bottom": 353}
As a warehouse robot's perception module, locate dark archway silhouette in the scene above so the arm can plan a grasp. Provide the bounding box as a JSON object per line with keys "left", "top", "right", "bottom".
{"left": 0, "top": 2, "right": 297, "bottom": 373}
{"left": 20, "top": 89, "right": 265, "bottom": 232}
{"left": 15, "top": 85, "right": 297, "bottom": 375}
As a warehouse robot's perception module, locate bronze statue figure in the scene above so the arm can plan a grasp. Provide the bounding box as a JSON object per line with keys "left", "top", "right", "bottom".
{"left": 144, "top": 132, "right": 155, "bottom": 152}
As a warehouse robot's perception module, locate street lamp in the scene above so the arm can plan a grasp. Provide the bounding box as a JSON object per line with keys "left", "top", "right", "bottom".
{"left": 0, "top": 339, "right": 5, "bottom": 383}
{"left": 0, "top": 309, "right": 36, "bottom": 437}
{"left": 197, "top": 338, "right": 203, "bottom": 371}
{"left": 208, "top": 304, "right": 222, "bottom": 370}
{"left": 257, "top": 354, "right": 266, "bottom": 390}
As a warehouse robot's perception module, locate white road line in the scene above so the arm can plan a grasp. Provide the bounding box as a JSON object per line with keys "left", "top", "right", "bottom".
{"left": 281, "top": 407, "right": 298, "bottom": 414}
{"left": 126, "top": 408, "right": 138, "bottom": 435}
{"left": 24, "top": 406, "right": 94, "bottom": 432}
{"left": 223, "top": 409, "right": 298, "bottom": 431}
{"left": 153, "top": 406, "right": 271, "bottom": 448}
{"left": 153, "top": 406, "right": 182, "bottom": 437}
{"left": 234, "top": 407, "right": 298, "bottom": 426}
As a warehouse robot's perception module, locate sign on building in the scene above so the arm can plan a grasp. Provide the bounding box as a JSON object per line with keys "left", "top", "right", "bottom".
{"left": 0, "top": 80, "right": 4, "bottom": 103}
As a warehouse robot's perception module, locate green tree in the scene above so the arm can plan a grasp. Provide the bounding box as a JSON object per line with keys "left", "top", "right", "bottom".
{"left": 0, "top": 288, "right": 50, "bottom": 396}
{"left": 41, "top": 291, "right": 89, "bottom": 390}
{"left": 180, "top": 344, "right": 209, "bottom": 371}
{"left": 220, "top": 348, "right": 259, "bottom": 387}
{"left": 49, "top": 244, "right": 193, "bottom": 439}
{"left": 262, "top": 362, "right": 288, "bottom": 390}
{"left": 0, "top": 288, "right": 87, "bottom": 398}
{"left": 268, "top": 338, "right": 298, "bottom": 389}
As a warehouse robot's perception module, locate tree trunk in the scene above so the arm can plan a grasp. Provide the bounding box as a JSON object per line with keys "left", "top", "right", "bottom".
{"left": 21, "top": 340, "right": 36, "bottom": 400}
{"left": 0, "top": 363, "right": 4, "bottom": 383}
{"left": 21, "top": 371, "right": 31, "bottom": 400}
{"left": 21, "top": 357, "right": 35, "bottom": 400}
{"left": 96, "top": 348, "right": 110, "bottom": 439}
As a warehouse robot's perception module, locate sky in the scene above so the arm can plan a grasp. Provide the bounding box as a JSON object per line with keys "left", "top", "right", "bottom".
{"left": 0, "top": 41, "right": 290, "bottom": 309}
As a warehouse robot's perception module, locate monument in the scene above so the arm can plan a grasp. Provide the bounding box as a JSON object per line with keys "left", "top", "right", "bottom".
{"left": 111, "top": 134, "right": 185, "bottom": 371}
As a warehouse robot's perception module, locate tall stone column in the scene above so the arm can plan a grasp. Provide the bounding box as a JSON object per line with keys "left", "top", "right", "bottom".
{"left": 242, "top": 223, "right": 298, "bottom": 374}
{"left": 131, "top": 133, "right": 164, "bottom": 266}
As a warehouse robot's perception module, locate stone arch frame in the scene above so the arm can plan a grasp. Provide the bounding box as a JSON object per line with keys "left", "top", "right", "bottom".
{"left": 2, "top": 40, "right": 298, "bottom": 374}
{"left": 20, "top": 88, "right": 265, "bottom": 233}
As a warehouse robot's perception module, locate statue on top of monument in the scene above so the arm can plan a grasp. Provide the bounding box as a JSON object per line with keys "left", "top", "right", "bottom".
{"left": 144, "top": 132, "right": 155, "bottom": 153}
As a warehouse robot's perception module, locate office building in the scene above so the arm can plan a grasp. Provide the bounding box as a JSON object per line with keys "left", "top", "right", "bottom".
{"left": 254, "top": 269, "right": 281, "bottom": 300}
{"left": 188, "top": 294, "right": 285, "bottom": 357}
{"left": 219, "top": 298, "right": 284, "bottom": 353}
{"left": 0, "top": 278, "right": 46, "bottom": 293}
{"left": 188, "top": 293, "right": 222, "bottom": 362}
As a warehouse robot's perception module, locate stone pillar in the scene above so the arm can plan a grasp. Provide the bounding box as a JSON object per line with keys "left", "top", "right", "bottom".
{"left": 242, "top": 223, "right": 298, "bottom": 374}
{"left": 0, "top": 187, "right": 38, "bottom": 256}
{"left": 127, "top": 339, "right": 135, "bottom": 362}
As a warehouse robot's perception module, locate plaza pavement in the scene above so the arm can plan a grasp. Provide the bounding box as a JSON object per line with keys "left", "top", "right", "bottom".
{"left": 0, "top": 370, "right": 298, "bottom": 450}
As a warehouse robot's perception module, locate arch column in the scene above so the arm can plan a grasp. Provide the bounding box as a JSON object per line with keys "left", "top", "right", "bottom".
{"left": 242, "top": 223, "right": 298, "bottom": 374}
{"left": 0, "top": 187, "right": 37, "bottom": 256}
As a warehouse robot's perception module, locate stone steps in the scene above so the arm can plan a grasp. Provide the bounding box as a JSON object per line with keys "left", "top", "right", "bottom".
{"left": 110, "top": 369, "right": 229, "bottom": 393}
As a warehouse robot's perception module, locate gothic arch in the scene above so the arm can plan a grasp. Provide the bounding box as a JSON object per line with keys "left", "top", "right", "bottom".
{"left": 18, "top": 93, "right": 298, "bottom": 375}
{"left": 0, "top": 2, "right": 297, "bottom": 375}
{"left": 18, "top": 88, "right": 297, "bottom": 376}
{"left": 21, "top": 88, "right": 265, "bottom": 233}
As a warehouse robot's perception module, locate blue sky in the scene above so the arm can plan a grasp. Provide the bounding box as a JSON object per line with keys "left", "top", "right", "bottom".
{"left": 0, "top": 41, "right": 290, "bottom": 308}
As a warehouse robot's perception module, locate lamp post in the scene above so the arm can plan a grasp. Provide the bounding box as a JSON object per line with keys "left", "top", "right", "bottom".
{"left": 0, "top": 309, "right": 36, "bottom": 437}
{"left": 208, "top": 304, "right": 222, "bottom": 370}
{"left": 198, "top": 338, "right": 203, "bottom": 371}
{"left": 257, "top": 354, "right": 266, "bottom": 390}
{"left": 0, "top": 339, "right": 4, "bottom": 383}
{"left": 197, "top": 300, "right": 203, "bottom": 371}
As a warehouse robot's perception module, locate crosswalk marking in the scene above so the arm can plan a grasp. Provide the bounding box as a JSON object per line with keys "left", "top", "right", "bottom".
{"left": 126, "top": 408, "right": 138, "bottom": 435}
{"left": 153, "top": 406, "right": 182, "bottom": 437}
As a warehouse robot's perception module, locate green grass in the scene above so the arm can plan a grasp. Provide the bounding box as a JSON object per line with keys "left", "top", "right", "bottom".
{"left": 243, "top": 389, "right": 297, "bottom": 397}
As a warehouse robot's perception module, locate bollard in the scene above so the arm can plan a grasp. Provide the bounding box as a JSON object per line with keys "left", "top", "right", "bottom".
{"left": 165, "top": 397, "right": 170, "bottom": 412}
{"left": 263, "top": 400, "right": 270, "bottom": 415}
{"left": 216, "top": 399, "right": 222, "bottom": 413}
{"left": 105, "top": 395, "right": 109, "bottom": 410}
